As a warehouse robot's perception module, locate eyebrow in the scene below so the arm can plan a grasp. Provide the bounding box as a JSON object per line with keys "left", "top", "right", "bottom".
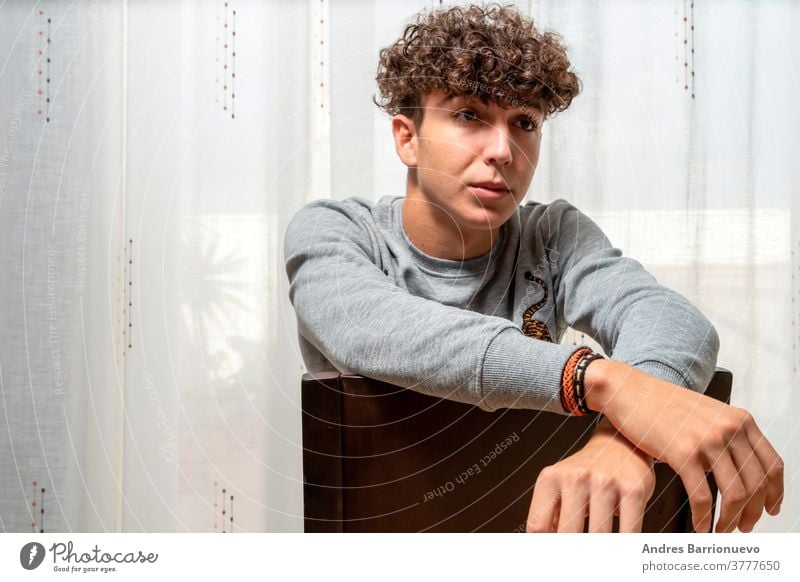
{"left": 441, "top": 94, "right": 485, "bottom": 106}
{"left": 440, "top": 94, "right": 540, "bottom": 120}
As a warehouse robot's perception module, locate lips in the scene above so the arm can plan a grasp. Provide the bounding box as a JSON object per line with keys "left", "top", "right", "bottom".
{"left": 471, "top": 181, "right": 510, "bottom": 192}
{"left": 469, "top": 181, "right": 512, "bottom": 200}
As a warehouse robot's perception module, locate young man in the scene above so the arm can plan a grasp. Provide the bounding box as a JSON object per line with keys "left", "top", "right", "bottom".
{"left": 284, "top": 3, "right": 783, "bottom": 533}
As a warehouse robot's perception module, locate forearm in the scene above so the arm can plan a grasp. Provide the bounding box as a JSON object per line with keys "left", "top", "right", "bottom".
{"left": 567, "top": 264, "right": 719, "bottom": 393}
{"left": 551, "top": 203, "right": 719, "bottom": 394}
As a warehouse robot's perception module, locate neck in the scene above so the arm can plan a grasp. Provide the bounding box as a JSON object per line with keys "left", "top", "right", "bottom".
{"left": 401, "top": 172, "right": 499, "bottom": 260}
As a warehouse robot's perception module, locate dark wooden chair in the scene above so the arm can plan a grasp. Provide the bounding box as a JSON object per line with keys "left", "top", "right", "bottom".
{"left": 301, "top": 368, "right": 732, "bottom": 532}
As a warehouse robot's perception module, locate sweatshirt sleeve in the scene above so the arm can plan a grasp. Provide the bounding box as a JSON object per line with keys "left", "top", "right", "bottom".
{"left": 284, "top": 199, "right": 581, "bottom": 413}
{"left": 549, "top": 200, "right": 720, "bottom": 393}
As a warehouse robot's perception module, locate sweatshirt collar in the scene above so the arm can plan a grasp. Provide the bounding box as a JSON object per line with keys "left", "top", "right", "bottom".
{"left": 391, "top": 196, "right": 507, "bottom": 278}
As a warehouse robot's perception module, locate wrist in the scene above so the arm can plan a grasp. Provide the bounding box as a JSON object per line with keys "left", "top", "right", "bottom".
{"left": 593, "top": 414, "right": 616, "bottom": 433}
{"left": 583, "top": 357, "right": 615, "bottom": 412}
{"left": 587, "top": 416, "right": 654, "bottom": 464}
{"left": 589, "top": 415, "right": 622, "bottom": 442}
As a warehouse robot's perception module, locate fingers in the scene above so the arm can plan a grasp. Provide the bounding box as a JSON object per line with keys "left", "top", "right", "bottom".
{"left": 729, "top": 441, "right": 767, "bottom": 532}
{"left": 708, "top": 452, "right": 747, "bottom": 533}
{"left": 588, "top": 490, "right": 616, "bottom": 533}
{"left": 617, "top": 487, "right": 647, "bottom": 533}
{"left": 678, "top": 463, "right": 714, "bottom": 533}
{"left": 527, "top": 469, "right": 590, "bottom": 533}
{"left": 557, "top": 487, "right": 589, "bottom": 532}
{"left": 681, "top": 418, "right": 782, "bottom": 533}
{"left": 714, "top": 416, "right": 784, "bottom": 532}
{"left": 746, "top": 426, "right": 784, "bottom": 515}
{"left": 533, "top": 481, "right": 646, "bottom": 533}
{"left": 722, "top": 422, "right": 785, "bottom": 531}
{"left": 527, "top": 471, "right": 560, "bottom": 533}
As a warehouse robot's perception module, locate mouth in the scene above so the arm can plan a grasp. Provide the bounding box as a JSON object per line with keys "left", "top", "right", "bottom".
{"left": 469, "top": 182, "right": 513, "bottom": 200}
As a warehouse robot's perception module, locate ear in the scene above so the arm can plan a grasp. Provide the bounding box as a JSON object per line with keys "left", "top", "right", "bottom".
{"left": 391, "top": 114, "right": 418, "bottom": 168}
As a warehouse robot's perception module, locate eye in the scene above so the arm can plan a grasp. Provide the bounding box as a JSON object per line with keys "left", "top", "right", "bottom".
{"left": 516, "top": 116, "right": 539, "bottom": 132}
{"left": 453, "top": 109, "right": 480, "bottom": 123}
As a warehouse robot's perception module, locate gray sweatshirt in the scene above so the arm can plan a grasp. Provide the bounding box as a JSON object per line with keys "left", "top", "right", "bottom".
{"left": 284, "top": 195, "right": 719, "bottom": 415}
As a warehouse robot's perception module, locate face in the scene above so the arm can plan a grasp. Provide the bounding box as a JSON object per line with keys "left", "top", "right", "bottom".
{"left": 395, "top": 89, "right": 543, "bottom": 235}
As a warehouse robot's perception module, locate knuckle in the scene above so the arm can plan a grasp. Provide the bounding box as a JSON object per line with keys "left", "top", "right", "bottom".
{"left": 719, "top": 421, "right": 741, "bottom": 440}
{"left": 730, "top": 407, "right": 752, "bottom": 429}
{"left": 670, "top": 440, "right": 700, "bottom": 473}
{"left": 621, "top": 484, "right": 645, "bottom": 501}
{"left": 691, "top": 490, "right": 713, "bottom": 506}
{"left": 768, "top": 457, "right": 785, "bottom": 478}
{"left": 720, "top": 423, "right": 739, "bottom": 439}
{"left": 716, "top": 409, "right": 746, "bottom": 435}
{"left": 705, "top": 432, "right": 727, "bottom": 450}
{"left": 739, "top": 409, "right": 755, "bottom": 426}
{"left": 536, "top": 466, "right": 557, "bottom": 484}
{"left": 673, "top": 442, "right": 697, "bottom": 463}
{"left": 726, "top": 486, "right": 747, "bottom": 504}
{"left": 590, "top": 473, "right": 613, "bottom": 492}
{"left": 565, "top": 467, "right": 589, "bottom": 487}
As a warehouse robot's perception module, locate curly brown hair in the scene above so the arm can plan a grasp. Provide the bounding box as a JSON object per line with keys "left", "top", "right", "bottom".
{"left": 374, "top": 3, "right": 580, "bottom": 125}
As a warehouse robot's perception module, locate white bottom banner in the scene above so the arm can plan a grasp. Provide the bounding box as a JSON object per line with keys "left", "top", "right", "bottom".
{"left": 1, "top": 533, "right": 798, "bottom": 581}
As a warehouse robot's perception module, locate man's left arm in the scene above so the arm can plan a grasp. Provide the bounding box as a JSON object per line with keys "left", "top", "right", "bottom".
{"left": 528, "top": 199, "right": 718, "bottom": 532}
{"left": 531, "top": 201, "right": 782, "bottom": 534}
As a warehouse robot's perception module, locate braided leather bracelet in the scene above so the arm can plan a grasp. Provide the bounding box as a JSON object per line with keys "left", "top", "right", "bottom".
{"left": 560, "top": 348, "right": 604, "bottom": 415}
{"left": 560, "top": 348, "right": 591, "bottom": 415}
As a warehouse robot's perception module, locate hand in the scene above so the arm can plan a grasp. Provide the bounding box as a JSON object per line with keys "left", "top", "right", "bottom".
{"left": 526, "top": 416, "right": 655, "bottom": 532}
{"left": 585, "top": 359, "right": 784, "bottom": 533}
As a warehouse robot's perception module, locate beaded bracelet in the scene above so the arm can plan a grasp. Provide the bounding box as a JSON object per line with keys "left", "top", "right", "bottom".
{"left": 574, "top": 351, "right": 604, "bottom": 414}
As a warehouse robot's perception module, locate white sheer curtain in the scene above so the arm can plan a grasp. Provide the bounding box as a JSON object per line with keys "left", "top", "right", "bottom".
{"left": 0, "top": 0, "right": 125, "bottom": 532}
{"left": 120, "top": 0, "right": 313, "bottom": 534}
{"left": 1, "top": 0, "right": 798, "bottom": 533}
{"left": 1, "top": 0, "right": 315, "bottom": 532}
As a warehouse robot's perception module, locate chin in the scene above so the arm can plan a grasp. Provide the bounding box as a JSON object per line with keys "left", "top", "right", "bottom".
{"left": 463, "top": 202, "right": 516, "bottom": 231}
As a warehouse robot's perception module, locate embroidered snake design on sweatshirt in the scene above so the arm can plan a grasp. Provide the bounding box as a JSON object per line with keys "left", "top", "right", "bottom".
{"left": 522, "top": 270, "right": 553, "bottom": 343}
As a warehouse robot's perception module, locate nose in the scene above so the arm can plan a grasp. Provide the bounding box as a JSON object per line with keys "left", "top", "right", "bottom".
{"left": 485, "top": 124, "right": 513, "bottom": 166}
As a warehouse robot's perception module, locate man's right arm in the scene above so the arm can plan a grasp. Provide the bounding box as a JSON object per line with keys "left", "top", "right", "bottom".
{"left": 283, "top": 199, "right": 580, "bottom": 413}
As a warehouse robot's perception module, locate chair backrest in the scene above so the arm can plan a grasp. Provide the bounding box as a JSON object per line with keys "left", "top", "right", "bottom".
{"left": 301, "top": 368, "right": 732, "bottom": 532}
